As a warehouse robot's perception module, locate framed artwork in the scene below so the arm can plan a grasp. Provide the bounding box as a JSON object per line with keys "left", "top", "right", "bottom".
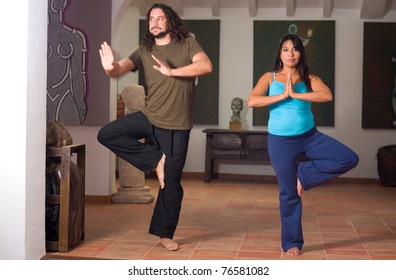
{"left": 362, "top": 22, "right": 396, "bottom": 129}
{"left": 253, "top": 20, "right": 335, "bottom": 127}
{"left": 139, "top": 19, "right": 220, "bottom": 125}
{"left": 47, "top": 0, "right": 89, "bottom": 125}
{"left": 47, "top": 0, "right": 112, "bottom": 126}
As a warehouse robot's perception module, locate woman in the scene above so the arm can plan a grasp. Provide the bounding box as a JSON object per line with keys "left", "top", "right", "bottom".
{"left": 248, "top": 34, "right": 359, "bottom": 256}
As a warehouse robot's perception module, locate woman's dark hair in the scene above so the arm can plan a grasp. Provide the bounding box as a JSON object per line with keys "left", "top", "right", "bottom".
{"left": 274, "top": 34, "right": 312, "bottom": 91}
{"left": 141, "top": 3, "right": 190, "bottom": 52}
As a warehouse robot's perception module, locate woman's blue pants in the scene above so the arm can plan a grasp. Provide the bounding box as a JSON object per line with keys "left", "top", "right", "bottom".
{"left": 268, "top": 127, "right": 359, "bottom": 252}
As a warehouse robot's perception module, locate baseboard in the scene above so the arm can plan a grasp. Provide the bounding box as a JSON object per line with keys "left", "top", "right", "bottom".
{"left": 41, "top": 254, "right": 114, "bottom": 260}
{"left": 84, "top": 195, "right": 112, "bottom": 203}
{"left": 86, "top": 172, "right": 381, "bottom": 202}
{"left": 152, "top": 171, "right": 381, "bottom": 185}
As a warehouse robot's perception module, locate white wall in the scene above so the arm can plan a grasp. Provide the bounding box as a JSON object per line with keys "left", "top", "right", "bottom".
{"left": 72, "top": 4, "right": 396, "bottom": 198}
{"left": 67, "top": 126, "right": 116, "bottom": 196}
{"left": 0, "top": 1, "right": 47, "bottom": 259}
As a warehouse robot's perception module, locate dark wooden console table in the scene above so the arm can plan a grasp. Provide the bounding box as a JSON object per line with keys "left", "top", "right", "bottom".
{"left": 202, "top": 129, "right": 270, "bottom": 182}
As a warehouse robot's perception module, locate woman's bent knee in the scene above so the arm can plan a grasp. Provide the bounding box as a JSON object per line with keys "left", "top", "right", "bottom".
{"left": 350, "top": 152, "right": 359, "bottom": 168}
{"left": 344, "top": 151, "right": 359, "bottom": 171}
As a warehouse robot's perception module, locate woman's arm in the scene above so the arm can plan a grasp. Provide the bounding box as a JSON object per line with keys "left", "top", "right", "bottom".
{"left": 289, "top": 74, "right": 333, "bottom": 103}
{"left": 248, "top": 72, "right": 289, "bottom": 108}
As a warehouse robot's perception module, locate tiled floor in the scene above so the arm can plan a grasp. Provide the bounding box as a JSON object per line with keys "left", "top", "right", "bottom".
{"left": 44, "top": 177, "right": 396, "bottom": 260}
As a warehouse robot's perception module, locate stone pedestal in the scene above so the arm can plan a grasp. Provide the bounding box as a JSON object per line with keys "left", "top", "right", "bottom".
{"left": 229, "top": 120, "right": 241, "bottom": 131}
{"left": 112, "top": 157, "right": 154, "bottom": 204}
{"left": 111, "top": 186, "right": 154, "bottom": 203}
{"left": 112, "top": 84, "right": 154, "bottom": 204}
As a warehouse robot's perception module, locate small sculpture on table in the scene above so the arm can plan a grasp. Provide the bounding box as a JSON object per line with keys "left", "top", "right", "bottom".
{"left": 229, "top": 97, "right": 243, "bottom": 131}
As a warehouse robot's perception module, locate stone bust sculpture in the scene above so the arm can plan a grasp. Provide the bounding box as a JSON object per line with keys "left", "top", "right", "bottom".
{"left": 230, "top": 97, "right": 243, "bottom": 122}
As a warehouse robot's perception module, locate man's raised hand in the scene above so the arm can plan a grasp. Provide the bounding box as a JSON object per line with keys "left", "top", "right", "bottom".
{"left": 99, "top": 42, "right": 115, "bottom": 72}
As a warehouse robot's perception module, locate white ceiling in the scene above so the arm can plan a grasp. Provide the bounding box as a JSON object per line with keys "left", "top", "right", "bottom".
{"left": 130, "top": 0, "right": 396, "bottom": 19}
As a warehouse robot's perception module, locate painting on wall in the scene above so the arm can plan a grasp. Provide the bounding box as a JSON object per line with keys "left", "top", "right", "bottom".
{"left": 139, "top": 19, "right": 220, "bottom": 125}
{"left": 47, "top": 0, "right": 112, "bottom": 126}
{"left": 47, "top": 0, "right": 88, "bottom": 125}
{"left": 362, "top": 22, "right": 396, "bottom": 129}
{"left": 253, "top": 20, "right": 335, "bottom": 127}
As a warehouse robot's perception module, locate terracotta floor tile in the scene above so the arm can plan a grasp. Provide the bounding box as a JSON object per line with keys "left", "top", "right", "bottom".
{"left": 325, "top": 254, "right": 371, "bottom": 260}
{"left": 44, "top": 178, "right": 396, "bottom": 261}
{"left": 97, "top": 241, "right": 153, "bottom": 260}
{"left": 190, "top": 249, "right": 238, "bottom": 260}
{"left": 322, "top": 239, "right": 366, "bottom": 250}
{"left": 368, "top": 250, "right": 396, "bottom": 260}
{"left": 240, "top": 243, "right": 281, "bottom": 252}
{"left": 237, "top": 250, "right": 282, "bottom": 260}
{"left": 196, "top": 242, "right": 241, "bottom": 251}
{"left": 283, "top": 250, "right": 326, "bottom": 260}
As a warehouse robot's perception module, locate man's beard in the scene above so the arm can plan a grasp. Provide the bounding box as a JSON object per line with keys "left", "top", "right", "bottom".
{"left": 152, "top": 30, "right": 169, "bottom": 39}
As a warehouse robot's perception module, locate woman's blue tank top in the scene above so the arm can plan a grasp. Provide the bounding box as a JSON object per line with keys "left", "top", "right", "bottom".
{"left": 268, "top": 73, "right": 314, "bottom": 136}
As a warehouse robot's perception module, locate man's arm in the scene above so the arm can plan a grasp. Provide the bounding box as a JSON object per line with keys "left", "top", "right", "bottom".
{"left": 99, "top": 42, "right": 136, "bottom": 77}
{"left": 152, "top": 51, "right": 213, "bottom": 77}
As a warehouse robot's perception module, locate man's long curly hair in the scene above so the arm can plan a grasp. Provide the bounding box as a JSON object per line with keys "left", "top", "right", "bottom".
{"left": 273, "top": 34, "right": 312, "bottom": 91}
{"left": 141, "top": 3, "right": 191, "bottom": 52}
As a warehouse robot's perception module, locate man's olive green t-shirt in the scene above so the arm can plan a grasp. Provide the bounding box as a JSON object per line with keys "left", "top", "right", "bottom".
{"left": 129, "top": 37, "right": 203, "bottom": 130}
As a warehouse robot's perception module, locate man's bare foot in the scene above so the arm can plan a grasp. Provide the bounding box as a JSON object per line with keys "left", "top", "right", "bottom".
{"left": 297, "top": 177, "right": 303, "bottom": 196}
{"left": 156, "top": 153, "right": 166, "bottom": 189}
{"left": 160, "top": 238, "right": 178, "bottom": 251}
{"left": 286, "top": 247, "right": 300, "bottom": 256}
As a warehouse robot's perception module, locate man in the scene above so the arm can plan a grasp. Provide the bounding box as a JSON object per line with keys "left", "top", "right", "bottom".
{"left": 97, "top": 3, "right": 212, "bottom": 251}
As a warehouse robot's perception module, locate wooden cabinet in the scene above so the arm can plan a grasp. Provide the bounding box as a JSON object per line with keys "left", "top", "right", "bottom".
{"left": 46, "top": 144, "right": 85, "bottom": 252}
{"left": 202, "top": 129, "right": 270, "bottom": 182}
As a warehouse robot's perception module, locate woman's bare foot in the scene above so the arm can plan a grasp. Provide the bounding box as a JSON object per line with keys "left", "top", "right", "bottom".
{"left": 286, "top": 247, "right": 300, "bottom": 256}
{"left": 160, "top": 238, "right": 178, "bottom": 251}
{"left": 156, "top": 153, "right": 166, "bottom": 189}
{"left": 297, "top": 177, "right": 303, "bottom": 196}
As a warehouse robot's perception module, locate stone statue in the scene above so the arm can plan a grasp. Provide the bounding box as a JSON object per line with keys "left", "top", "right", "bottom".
{"left": 121, "top": 84, "right": 146, "bottom": 115}
{"left": 46, "top": 120, "right": 73, "bottom": 148}
{"left": 46, "top": 120, "right": 74, "bottom": 174}
{"left": 112, "top": 84, "right": 154, "bottom": 204}
{"left": 230, "top": 97, "right": 243, "bottom": 121}
{"left": 229, "top": 97, "right": 243, "bottom": 131}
